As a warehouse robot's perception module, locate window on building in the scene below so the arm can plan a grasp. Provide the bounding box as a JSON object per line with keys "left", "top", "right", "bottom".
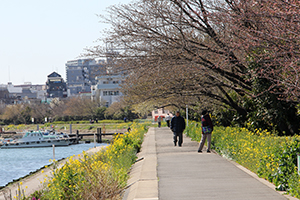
{"left": 103, "top": 91, "right": 119, "bottom": 96}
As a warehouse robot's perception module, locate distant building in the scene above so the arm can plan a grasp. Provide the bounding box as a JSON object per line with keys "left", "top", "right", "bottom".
{"left": 0, "top": 85, "right": 14, "bottom": 105}
{"left": 152, "top": 108, "right": 172, "bottom": 121}
{"left": 65, "top": 59, "right": 106, "bottom": 95}
{"left": 46, "top": 72, "right": 67, "bottom": 99}
{"left": 92, "top": 74, "right": 125, "bottom": 107}
{"left": 78, "top": 91, "right": 92, "bottom": 99}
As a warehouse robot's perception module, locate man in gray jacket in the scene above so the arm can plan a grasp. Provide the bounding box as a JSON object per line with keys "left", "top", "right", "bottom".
{"left": 170, "top": 111, "right": 186, "bottom": 147}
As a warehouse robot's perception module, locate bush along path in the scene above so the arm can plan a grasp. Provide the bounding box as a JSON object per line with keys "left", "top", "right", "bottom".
{"left": 186, "top": 121, "right": 300, "bottom": 199}
{"left": 28, "top": 122, "right": 148, "bottom": 200}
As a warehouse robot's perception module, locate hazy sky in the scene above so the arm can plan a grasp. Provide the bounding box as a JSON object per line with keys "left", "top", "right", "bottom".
{"left": 0, "top": 0, "right": 132, "bottom": 85}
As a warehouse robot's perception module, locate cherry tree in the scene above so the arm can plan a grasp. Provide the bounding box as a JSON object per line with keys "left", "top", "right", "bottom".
{"left": 213, "top": 0, "right": 300, "bottom": 99}
{"left": 85, "top": 0, "right": 300, "bottom": 134}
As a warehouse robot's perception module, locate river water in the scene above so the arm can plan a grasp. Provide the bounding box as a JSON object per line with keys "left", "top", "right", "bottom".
{"left": 0, "top": 143, "right": 108, "bottom": 187}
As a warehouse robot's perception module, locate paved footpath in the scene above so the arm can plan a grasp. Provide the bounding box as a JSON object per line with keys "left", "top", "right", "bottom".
{"left": 124, "top": 127, "right": 298, "bottom": 200}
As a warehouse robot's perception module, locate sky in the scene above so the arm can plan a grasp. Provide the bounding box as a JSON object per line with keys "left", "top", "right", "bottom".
{"left": 0, "top": 0, "right": 132, "bottom": 85}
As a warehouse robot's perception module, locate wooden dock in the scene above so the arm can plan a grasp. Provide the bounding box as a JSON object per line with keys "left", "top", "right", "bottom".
{"left": 68, "top": 128, "right": 123, "bottom": 143}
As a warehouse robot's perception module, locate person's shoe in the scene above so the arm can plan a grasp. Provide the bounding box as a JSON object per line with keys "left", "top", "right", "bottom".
{"left": 179, "top": 145, "right": 182, "bottom": 147}
{"left": 174, "top": 143, "right": 177, "bottom": 146}
{"left": 207, "top": 150, "right": 211, "bottom": 153}
{"left": 198, "top": 150, "right": 202, "bottom": 153}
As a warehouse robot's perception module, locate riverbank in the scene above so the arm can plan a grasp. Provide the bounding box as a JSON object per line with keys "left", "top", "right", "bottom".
{"left": 0, "top": 145, "right": 106, "bottom": 200}
{"left": 0, "top": 122, "right": 131, "bottom": 136}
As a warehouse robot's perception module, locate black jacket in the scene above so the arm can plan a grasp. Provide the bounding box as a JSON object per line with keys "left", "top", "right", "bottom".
{"left": 170, "top": 115, "right": 186, "bottom": 133}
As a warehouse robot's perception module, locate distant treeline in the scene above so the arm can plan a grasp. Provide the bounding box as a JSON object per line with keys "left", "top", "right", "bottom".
{"left": 0, "top": 97, "right": 140, "bottom": 125}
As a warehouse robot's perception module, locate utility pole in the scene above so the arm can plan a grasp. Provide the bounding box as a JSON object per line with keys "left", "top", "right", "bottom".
{"left": 186, "top": 105, "right": 188, "bottom": 127}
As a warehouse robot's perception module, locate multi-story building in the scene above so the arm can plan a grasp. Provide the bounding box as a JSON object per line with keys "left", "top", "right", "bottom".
{"left": 0, "top": 85, "right": 14, "bottom": 105}
{"left": 46, "top": 72, "right": 67, "bottom": 99}
{"left": 65, "top": 59, "right": 106, "bottom": 95}
{"left": 0, "top": 82, "right": 46, "bottom": 104}
{"left": 91, "top": 74, "right": 125, "bottom": 107}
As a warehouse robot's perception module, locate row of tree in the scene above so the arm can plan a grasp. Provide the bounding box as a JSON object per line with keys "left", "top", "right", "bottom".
{"left": 0, "top": 97, "right": 137, "bottom": 125}
{"left": 86, "top": 0, "right": 300, "bottom": 135}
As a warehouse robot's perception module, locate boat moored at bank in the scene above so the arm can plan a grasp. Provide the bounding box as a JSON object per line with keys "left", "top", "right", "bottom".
{"left": 1, "top": 131, "right": 71, "bottom": 149}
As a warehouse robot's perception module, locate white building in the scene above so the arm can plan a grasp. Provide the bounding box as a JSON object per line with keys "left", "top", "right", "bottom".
{"left": 152, "top": 108, "right": 173, "bottom": 121}
{"left": 92, "top": 74, "right": 125, "bottom": 107}
{"left": 8, "top": 82, "right": 46, "bottom": 101}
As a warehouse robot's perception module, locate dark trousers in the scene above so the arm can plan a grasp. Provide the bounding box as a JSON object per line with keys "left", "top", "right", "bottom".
{"left": 166, "top": 120, "right": 170, "bottom": 127}
{"left": 173, "top": 132, "right": 183, "bottom": 146}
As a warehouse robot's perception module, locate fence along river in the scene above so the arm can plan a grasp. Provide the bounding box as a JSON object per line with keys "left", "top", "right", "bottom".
{"left": 0, "top": 143, "right": 108, "bottom": 187}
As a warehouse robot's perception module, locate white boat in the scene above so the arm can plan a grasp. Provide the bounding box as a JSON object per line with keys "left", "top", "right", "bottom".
{"left": 1, "top": 131, "right": 71, "bottom": 149}
{"left": 43, "top": 131, "right": 79, "bottom": 144}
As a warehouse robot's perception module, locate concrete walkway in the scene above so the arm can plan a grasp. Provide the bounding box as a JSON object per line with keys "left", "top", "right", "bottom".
{"left": 124, "top": 127, "right": 298, "bottom": 200}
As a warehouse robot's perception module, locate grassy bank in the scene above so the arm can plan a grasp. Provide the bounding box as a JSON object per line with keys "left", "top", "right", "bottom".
{"left": 1, "top": 120, "right": 134, "bottom": 133}
{"left": 186, "top": 121, "right": 300, "bottom": 198}
{"left": 26, "top": 122, "right": 149, "bottom": 200}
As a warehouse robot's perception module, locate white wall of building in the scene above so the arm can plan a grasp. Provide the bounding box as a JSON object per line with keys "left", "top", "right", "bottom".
{"left": 152, "top": 108, "right": 173, "bottom": 121}
{"left": 92, "top": 74, "right": 125, "bottom": 107}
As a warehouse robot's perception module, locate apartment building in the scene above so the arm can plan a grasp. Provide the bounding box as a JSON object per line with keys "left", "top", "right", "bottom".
{"left": 91, "top": 74, "right": 125, "bottom": 107}
{"left": 46, "top": 72, "right": 67, "bottom": 99}
{"left": 65, "top": 59, "right": 106, "bottom": 95}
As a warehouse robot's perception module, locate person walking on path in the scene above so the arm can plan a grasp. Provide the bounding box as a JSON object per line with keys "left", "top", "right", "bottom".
{"left": 170, "top": 111, "right": 186, "bottom": 147}
{"left": 198, "top": 109, "right": 214, "bottom": 153}
{"left": 165, "top": 113, "right": 171, "bottom": 127}
{"left": 157, "top": 116, "right": 161, "bottom": 128}
{"left": 157, "top": 116, "right": 162, "bottom": 128}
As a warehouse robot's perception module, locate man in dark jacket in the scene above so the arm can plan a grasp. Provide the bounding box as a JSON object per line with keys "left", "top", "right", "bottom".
{"left": 170, "top": 111, "right": 186, "bottom": 147}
